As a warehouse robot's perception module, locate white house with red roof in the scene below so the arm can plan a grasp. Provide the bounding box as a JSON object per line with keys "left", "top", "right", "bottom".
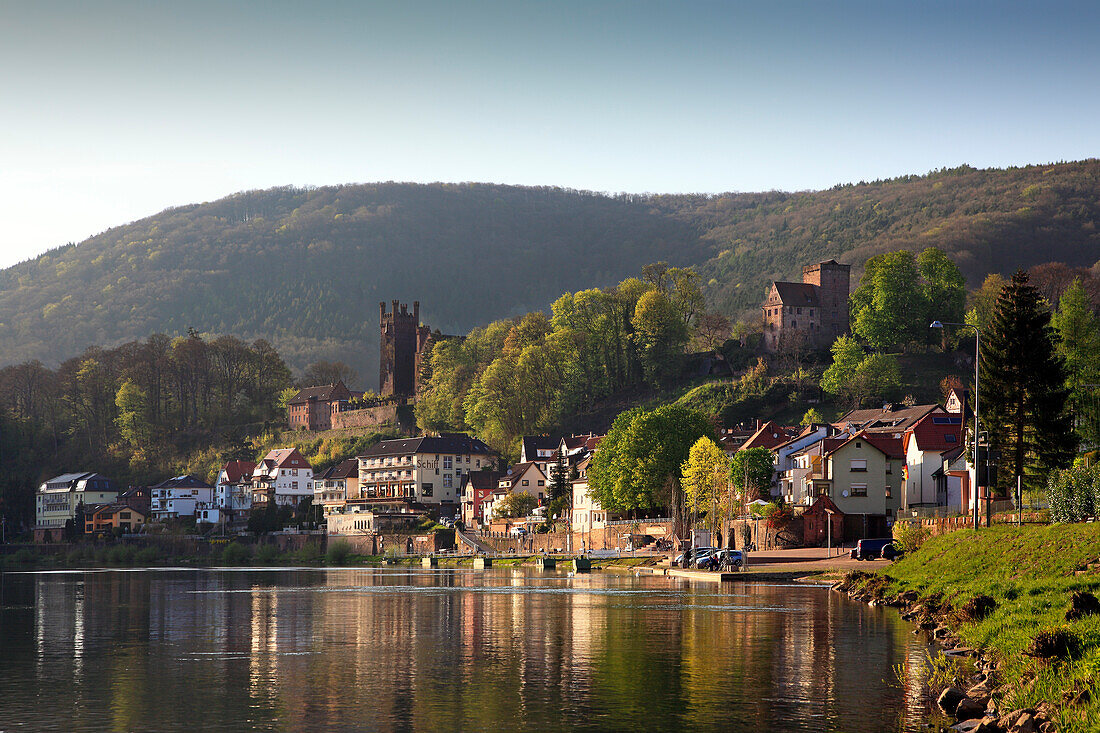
{"left": 902, "top": 413, "right": 964, "bottom": 509}
{"left": 200, "top": 460, "right": 258, "bottom": 525}
{"left": 252, "top": 448, "right": 314, "bottom": 508}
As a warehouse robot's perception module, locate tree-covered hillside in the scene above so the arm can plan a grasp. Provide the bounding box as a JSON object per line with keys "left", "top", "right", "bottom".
{"left": 3, "top": 161, "right": 1099, "bottom": 381}
{"left": 0, "top": 184, "right": 706, "bottom": 382}
{"left": 668, "top": 160, "right": 1100, "bottom": 315}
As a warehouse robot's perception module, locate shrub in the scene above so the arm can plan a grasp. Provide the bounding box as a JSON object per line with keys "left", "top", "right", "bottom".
{"left": 107, "top": 545, "right": 136, "bottom": 565}
{"left": 221, "top": 542, "right": 252, "bottom": 565}
{"left": 133, "top": 547, "right": 159, "bottom": 566}
{"left": 254, "top": 544, "right": 281, "bottom": 565}
{"left": 1047, "top": 465, "right": 1100, "bottom": 523}
{"left": 892, "top": 522, "right": 930, "bottom": 554}
{"left": 294, "top": 543, "right": 322, "bottom": 564}
{"left": 325, "top": 540, "right": 352, "bottom": 566}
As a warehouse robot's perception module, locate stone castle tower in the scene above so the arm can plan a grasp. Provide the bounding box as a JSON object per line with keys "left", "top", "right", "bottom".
{"left": 379, "top": 300, "right": 432, "bottom": 397}
{"left": 761, "top": 260, "right": 851, "bottom": 351}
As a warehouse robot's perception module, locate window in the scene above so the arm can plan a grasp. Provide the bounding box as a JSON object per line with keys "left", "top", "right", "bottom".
{"left": 422, "top": 483, "right": 433, "bottom": 497}
{"left": 850, "top": 483, "right": 868, "bottom": 497}
{"left": 443, "top": 475, "right": 453, "bottom": 489}
{"left": 886, "top": 463, "right": 893, "bottom": 474}
{"left": 809, "top": 309, "right": 814, "bottom": 316}
{"left": 797, "top": 308, "right": 802, "bottom": 315}
{"left": 522, "top": 479, "right": 529, "bottom": 486}
{"left": 444, "top": 456, "right": 453, "bottom": 469}
{"left": 537, "top": 480, "right": 544, "bottom": 486}
{"left": 791, "top": 320, "right": 796, "bottom": 328}
{"left": 850, "top": 459, "right": 867, "bottom": 472}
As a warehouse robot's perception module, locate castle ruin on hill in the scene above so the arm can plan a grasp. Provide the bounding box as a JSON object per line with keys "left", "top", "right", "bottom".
{"left": 379, "top": 300, "right": 434, "bottom": 397}
{"left": 761, "top": 260, "right": 851, "bottom": 352}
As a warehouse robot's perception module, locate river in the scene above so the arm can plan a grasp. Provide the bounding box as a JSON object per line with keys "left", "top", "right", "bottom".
{"left": 0, "top": 567, "right": 935, "bottom": 732}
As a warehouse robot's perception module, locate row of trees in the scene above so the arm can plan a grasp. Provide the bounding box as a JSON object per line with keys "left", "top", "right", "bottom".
{"left": 416, "top": 264, "right": 717, "bottom": 456}
{"left": 0, "top": 332, "right": 295, "bottom": 529}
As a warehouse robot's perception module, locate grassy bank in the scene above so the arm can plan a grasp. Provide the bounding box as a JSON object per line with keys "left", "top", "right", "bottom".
{"left": 855, "top": 524, "right": 1100, "bottom": 731}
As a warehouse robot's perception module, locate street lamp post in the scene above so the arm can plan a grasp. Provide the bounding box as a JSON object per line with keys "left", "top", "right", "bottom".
{"left": 930, "top": 320, "right": 981, "bottom": 531}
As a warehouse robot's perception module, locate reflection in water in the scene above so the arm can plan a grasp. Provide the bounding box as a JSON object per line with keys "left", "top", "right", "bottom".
{"left": 0, "top": 568, "right": 935, "bottom": 732}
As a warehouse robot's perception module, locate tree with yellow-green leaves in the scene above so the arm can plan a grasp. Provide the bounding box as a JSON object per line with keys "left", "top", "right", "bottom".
{"left": 681, "top": 437, "right": 732, "bottom": 541}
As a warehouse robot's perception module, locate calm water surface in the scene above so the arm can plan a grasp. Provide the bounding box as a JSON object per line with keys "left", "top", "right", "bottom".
{"left": 0, "top": 567, "right": 935, "bottom": 732}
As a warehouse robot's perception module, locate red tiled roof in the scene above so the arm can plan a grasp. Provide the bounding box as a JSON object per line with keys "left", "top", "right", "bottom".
{"left": 739, "top": 421, "right": 793, "bottom": 451}
{"left": 905, "top": 413, "right": 963, "bottom": 452}
{"left": 825, "top": 431, "right": 904, "bottom": 459}
{"left": 220, "top": 460, "right": 256, "bottom": 483}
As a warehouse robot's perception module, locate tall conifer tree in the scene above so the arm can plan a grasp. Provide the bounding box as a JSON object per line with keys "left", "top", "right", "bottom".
{"left": 981, "top": 270, "right": 1075, "bottom": 492}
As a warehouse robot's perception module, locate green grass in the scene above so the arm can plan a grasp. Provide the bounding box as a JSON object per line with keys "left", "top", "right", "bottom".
{"left": 865, "top": 524, "right": 1100, "bottom": 731}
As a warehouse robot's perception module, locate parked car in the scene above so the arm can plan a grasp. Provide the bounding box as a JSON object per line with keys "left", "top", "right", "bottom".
{"left": 698, "top": 549, "right": 744, "bottom": 571}
{"left": 510, "top": 526, "right": 528, "bottom": 537}
{"left": 691, "top": 549, "right": 720, "bottom": 568}
{"left": 672, "top": 547, "right": 716, "bottom": 567}
{"left": 850, "top": 537, "right": 896, "bottom": 560}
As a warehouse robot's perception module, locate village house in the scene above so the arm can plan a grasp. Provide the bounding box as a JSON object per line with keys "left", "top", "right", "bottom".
{"left": 204, "top": 460, "right": 257, "bottom": 526}
{"left": 520, "top": 435, "right": 561, "bottom": 477}
{"left": 761, "top": 260, "right": 850, "bottom": 352}
{"left": 834, "top": 402, "right": 945, "bottom": 437}
{"left": 461, "top": 469, "right": 502, "bottom": 528}
{"left": 737, "top": 420, "right": 795, "bottom": 453}
{"left": 315, "top": 458, "right": 360, "bottom": 514}
{"left": 35, "top": 473, "right": 117, "bottom": 541}
{"left": 482, "top": 462, "right": 548, "bottom": 525}
{"left": 357, "top": 434, "right": 494, "bottom": 514}
{"left": 770, "top": 424, "right": 834, "bottom": 498}
{"left": 286, "top": 380, "right": 362, "bottom": 431}
{"left": 251, "top": 448, "right": 314, "bottom": 508}
{"left": 570, "top": 457, "right": 609, "bottom": 538}
{"left": 85, "top": 502, "right": 149, "bottom": 536}
{"left": 150, "top": 475, "right": 215, "bottom": 521}
{"left": 902, "top": 413, "right": 964, "bottom": 509}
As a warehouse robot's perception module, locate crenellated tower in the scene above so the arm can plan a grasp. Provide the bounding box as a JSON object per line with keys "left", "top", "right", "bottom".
{"left": 379, "top": 300, "right": 432, "bottom": 396}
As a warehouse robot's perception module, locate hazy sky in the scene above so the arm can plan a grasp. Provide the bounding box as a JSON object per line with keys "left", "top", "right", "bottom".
{"left": 1, "top": 1, "right": 1098, "bottom": 268}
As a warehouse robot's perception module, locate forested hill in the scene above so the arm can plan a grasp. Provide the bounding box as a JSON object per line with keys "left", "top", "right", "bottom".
{"left": 666, "top": 160, "right": 1100, "bottom": 316}
{"left": 3, "top": 160, "right": 1100, "bottom": 381}
{"left": 0, "top": 184, "right": 707, "bottom": 380}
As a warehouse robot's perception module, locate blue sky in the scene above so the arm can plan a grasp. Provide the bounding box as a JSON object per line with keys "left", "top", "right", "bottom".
{"left": 1, "top": 0, "right": 1098, "bottom": 267}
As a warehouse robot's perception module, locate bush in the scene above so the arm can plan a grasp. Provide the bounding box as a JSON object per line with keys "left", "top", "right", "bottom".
{"left": 254, "top": 544, "right": 281, "bottom": 565}
{"left": 325, "top": 540, "right": 352, "bottom": 566}
{"left": 107, "top": 545, "right": 136, "bottom": 565}
{"left": 133, "top": 547, "right": 160, "bottom": 566}
{"left": 1047, "top": 465, "right": 1100, "bottom": 523}
{"left": 892, "top": 522, "right": 930, "bottom": 554}
{"left": 294, "top": 543, "right": 322, "bottom": 564}
{"left": 221, "top": 542, "right": 252, "bottom": 565}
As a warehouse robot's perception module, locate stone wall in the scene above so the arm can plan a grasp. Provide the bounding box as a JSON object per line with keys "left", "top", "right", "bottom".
{"left": 331, "top": 405, "right": 399, "bottom": 430}
{"left": 329, "top": 530, "right": 455, "bottom": 556}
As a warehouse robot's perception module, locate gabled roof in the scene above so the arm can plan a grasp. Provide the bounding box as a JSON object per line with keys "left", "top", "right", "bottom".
{"left": 834, "top": 403, "right": 944, "bottom": 434}
{"left": 905, "top": 413, "right": 963, "bottom": 452}
{"left": 521, "top": 435, "right": 561, "bottom": 460}
{"left": 287, "top": 381, "right": 354, "bottom": 405}
{"left": 774, "top": 424, "right": 830, "bottom": 451}
{"left": 219, "top": 460, "right": 256, "bottom": 484}
{"left": 499, "top": 462, "right": 545, "bottom": 487}
{"left": 739, "top": 421, "right": 793, "bottom": 451}
{"left": 91, "top": 502, "right": 149, "bottom": 519}
{"left": 317, "top": 458, "right": 359, "bottom": 481}
{"left": 825, "top": 431, "right": 904, "bottom": 459}
{"left": 464, "top": 469, "right": 502, "bottom": 490}
{"left": 359, "top": 434, "right": 492, "bottom": 459}
{"left": 260, "top": 448, "right": 312, "bottom": 470}
{"left": 151, "top": 474, "right": 213, "bottom": 490}
{"left": 770, "top": 282, "right": 820, "bottom": 306}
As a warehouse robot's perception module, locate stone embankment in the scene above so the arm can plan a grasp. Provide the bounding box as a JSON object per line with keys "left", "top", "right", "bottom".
{"left": 834, "top": 571, "right": 1057, "bottom": 733}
